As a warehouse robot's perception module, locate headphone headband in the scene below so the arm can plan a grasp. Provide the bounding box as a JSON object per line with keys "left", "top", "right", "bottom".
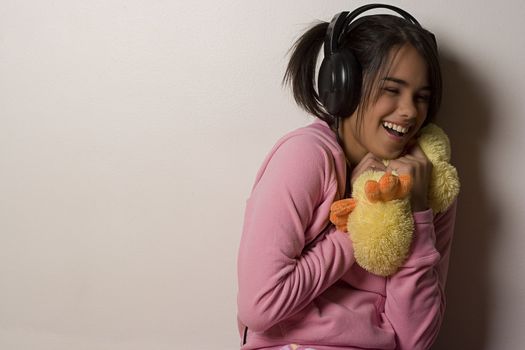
{"left": 325, "top": 4, "right": 425, "bottom": 56}
{"left": 343, "top": 4, "right": 421, "bottom": 29}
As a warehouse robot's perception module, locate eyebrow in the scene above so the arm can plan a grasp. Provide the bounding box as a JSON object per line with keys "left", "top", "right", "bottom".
{"left": 382, "top": 77, "right": 432, "bottom": 91}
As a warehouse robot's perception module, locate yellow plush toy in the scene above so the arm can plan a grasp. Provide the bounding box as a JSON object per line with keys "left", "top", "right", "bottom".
{"left": 329, "top": 123, "right": 460, "bottom": 276}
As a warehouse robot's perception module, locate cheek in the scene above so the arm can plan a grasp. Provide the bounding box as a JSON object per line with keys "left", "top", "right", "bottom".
{"left": 418, "top": 103, "right": 430, "bottom": 118}
{"left": 413, "top": 115, "right": 427, "bottom": 137}
{"left": 374, "top": 97, "right": 397, "bottom": 114}
{"left": 377, "top": 102, "right": 401, "bottom": 124}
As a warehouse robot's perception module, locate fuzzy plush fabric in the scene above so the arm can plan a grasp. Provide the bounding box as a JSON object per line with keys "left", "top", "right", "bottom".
{"left": 349, "top": 171, "right": 414, "bottom": 276}
{"left": 330, "top": 123, "right": 460, "bottom": 276}
{"left": 418, "top": 124, "right": 460, "bottom": 213}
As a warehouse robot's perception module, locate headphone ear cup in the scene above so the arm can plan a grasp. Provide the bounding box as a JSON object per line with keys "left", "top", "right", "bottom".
{"left": 318, "top": 49, "right": 362, "bottom": 118}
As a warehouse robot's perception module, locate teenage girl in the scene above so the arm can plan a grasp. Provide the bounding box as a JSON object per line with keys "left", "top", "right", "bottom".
{"left": 237, "top": 4, "right": 457, "bottom": 350}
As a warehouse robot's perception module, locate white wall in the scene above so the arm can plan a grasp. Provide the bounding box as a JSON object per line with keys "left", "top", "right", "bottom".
{"left": 1, "top": 1, "right": 524, "bottom": 349}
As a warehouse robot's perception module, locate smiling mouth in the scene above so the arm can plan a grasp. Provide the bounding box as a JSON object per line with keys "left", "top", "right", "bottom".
{"left": 382, "top": 121, "right": 411, "bottom": 138}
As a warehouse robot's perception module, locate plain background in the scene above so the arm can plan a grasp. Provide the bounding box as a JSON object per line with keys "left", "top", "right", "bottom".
{"left": 1, "top": 0, "right": 524, "bottom": 349}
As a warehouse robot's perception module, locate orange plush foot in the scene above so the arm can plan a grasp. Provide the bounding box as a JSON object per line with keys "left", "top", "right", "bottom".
{"left": 365, "top": 180, "right": 381, "bottom": 203}
{"left": 330, "top": 198, "right": 356, "bottom": 232}
{"left": 365, "top": 172, "right": 412, "bottom": 203}
{"left": 378, "top": 172, "right": 399, "bottom": 201}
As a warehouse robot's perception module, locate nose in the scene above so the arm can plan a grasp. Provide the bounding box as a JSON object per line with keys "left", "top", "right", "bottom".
{"left": 397, "top": 94, "right": 417, "bottom": 120}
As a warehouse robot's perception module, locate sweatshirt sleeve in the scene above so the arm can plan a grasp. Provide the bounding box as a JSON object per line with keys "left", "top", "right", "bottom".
{"left": 383, "top": 200, "right": 457, "bottom": 350}
{"left": 237, "top": 134, "right": 354, "bottom": 332}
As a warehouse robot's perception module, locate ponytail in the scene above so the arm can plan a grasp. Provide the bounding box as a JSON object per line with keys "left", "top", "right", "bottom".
{"left": 283, "top": 22, "right": 334, "bottom": 125}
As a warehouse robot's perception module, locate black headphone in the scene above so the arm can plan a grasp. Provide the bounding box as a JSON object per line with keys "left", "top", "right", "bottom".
{"left": 317, "top": 4, "right": 434, "bottom": 119}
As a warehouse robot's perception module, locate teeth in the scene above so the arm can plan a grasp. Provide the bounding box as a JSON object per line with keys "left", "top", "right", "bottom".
{"left": 383, "top": 121, "right": 409, "bottom": 134}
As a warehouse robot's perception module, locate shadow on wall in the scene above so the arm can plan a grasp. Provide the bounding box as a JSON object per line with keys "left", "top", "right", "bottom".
{"left": 432, "top": 51, "right": 498, "bottom": 349}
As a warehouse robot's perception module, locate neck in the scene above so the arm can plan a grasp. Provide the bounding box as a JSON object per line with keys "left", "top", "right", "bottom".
{"left": 335, "top": 117, "right": 367, "bottom": 168}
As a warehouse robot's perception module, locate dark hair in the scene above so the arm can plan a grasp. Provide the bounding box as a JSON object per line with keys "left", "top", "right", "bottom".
{"left": 283, "top": 14, "right": 442, "bottom": 127}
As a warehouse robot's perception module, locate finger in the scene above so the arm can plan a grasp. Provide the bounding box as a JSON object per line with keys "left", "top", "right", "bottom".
{"left": 386, "top": 158, "right": 412, "bottom": 169}
{"left": 361, "top": 153, "right": 383, "bottom": 165}
{"left": 402, "top": 155, "right": 425, "bottom": 166}
{"left": 404, "top": 153, "right": 431, "bottom": 169}
{"left": 386, "top": 158, "right": 413, "bottom": 175}
{"left": 358, "top": 155, "right": 386, "bottom": 172}
{"left": 407, "top": 144, "right": 427, "bottom": 159}
{"left": 351, "top": 156, "right": 386, "bottom": 184}
{"left": 369, "top": 163, "right": 386, "bottom": 172}
{"left": 369, "top": 158, "right": 387, "bottom": 169}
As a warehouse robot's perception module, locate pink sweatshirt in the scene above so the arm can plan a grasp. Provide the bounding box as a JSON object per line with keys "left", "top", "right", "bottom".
{"left": 237, "top": 119, "right": 457, "bottom": 350}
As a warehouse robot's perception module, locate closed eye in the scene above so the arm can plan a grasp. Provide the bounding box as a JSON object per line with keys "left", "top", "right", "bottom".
{"left": 383, "top": 87, "right": 399, "bottom": 95}
{"left": 415, "top": 94, "right": 431, "bottom": 103}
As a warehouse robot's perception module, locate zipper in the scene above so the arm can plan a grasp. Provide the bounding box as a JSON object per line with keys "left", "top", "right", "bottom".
{"left": 242, "top": 326, "right": 248, "bottom": 345}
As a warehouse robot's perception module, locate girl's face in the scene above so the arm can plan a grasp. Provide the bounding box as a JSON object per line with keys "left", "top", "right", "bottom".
{"left": 342, "top": 44, "right": 431, "bottom": 164}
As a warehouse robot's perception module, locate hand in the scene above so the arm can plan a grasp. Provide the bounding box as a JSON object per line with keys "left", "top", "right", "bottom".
{"left": 386, "top": 144, "right": 432, "bottom": 212}
{"left": 351, "top": 153, "right": 386, "bottom": 186}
